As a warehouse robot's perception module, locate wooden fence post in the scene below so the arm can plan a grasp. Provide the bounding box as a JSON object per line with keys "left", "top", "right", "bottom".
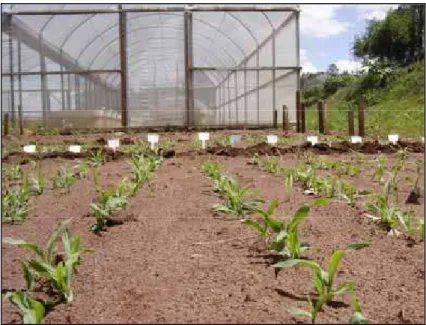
{"left": 318, "top": 100, "right": 325, "bottom": 134}
{"left": 296, "top": 90, "right": 301, "bottom": 132}
{"left": 348, "top": 110, "right": 355, "bottom": 136}
{"left": 3, "top": 112, "right": 9, "bottom": 136}
{"left": 300, "top": 102, "right": 306, "bottom": 133}
{"left": 18, "top": 104, "right": 24, "bottom": 136}
{"left": 273, "top": 109, "right": 278, "bottom": 129}
{"left": 358, "top": 96, "right": 365, "bottom": 137}
{"left": 282, "top": 105, "right": 289, "bottom": 131}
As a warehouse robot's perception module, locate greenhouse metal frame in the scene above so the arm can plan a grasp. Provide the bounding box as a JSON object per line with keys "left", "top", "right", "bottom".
{"left": 1, "top": 4, "right": 301, "bottom": 129}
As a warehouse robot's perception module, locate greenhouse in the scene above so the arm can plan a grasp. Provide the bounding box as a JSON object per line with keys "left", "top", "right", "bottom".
{"left": 1, "top": 4, "right": 300, "bottom": 129}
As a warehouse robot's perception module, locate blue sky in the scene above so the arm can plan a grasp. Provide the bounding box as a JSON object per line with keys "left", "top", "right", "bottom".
{"left": 299, "top": 4, "right": 399, "bottom": 73}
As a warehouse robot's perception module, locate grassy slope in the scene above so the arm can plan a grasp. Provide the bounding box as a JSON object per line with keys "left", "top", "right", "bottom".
{"left": 306, "top": 61, "right": 425, "bottom": 138}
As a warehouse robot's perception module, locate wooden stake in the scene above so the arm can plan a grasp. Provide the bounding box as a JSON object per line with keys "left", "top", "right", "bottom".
{"left": 273, "top": 109, "right": 278, "bottom": 129}
{"left": 300, "top": 102, "right": 306, "bottom": 133}
{"left": 4, "top": 112, "right": 9, "bottom": 136}
{"left": 296, "top": 90, "right": 301, "bottom": 132}
{"left": 282, "top": 105, "right": 289, "bottom": 131}
{"left": 318, "top": 100, "right": 325, "bottom": 134}
{"left": 18, "top": 104, "right": 24, "bottom": 135}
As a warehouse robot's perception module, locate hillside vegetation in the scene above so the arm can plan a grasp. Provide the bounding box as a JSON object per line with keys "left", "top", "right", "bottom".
{"left": 304, "top": 60, "right": 424, "bottom": 138}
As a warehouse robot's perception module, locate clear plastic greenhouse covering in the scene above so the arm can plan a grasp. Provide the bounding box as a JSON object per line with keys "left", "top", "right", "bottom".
{"left": 1, "top": 4, "right": 300, "bottom": 129}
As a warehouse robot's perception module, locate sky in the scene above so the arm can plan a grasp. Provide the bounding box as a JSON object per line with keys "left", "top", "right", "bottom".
{"left": 299, "top": 4, "right": 399, "bottom": 73}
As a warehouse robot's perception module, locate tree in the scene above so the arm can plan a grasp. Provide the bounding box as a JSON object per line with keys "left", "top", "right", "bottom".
{"left": 327, "top": 64, "right": 339, "bottom": 75}
{"left": 353, "top": 5, "right": 424, "bottom": 65}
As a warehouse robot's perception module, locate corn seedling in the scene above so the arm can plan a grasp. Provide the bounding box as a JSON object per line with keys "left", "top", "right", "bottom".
{"left": 212, "top": 174, "right": 239, "bottom": 197}
{"left": 215, "top": 136, "right": 231, "bottom": 147}
{"left": 3, "top": 220, "right": 87, "bottom": 303}
{"left": 201, "top": 160, "right": 222, "bottom": 180}
{"left": 282, "top": 168, "right": 295, "bottom": 197}
{"left": 243, "top": 198, "right": 329, "bottom": 259}
{"left": 245, "top": 135, "right": 264, "bottom": 145}
{"left": 2, "top": 291, "right": 45, "bottom": 324}
{"left": 275, "top": 243, "right": 369, "bottom": 323}
{"left": 159, "top": 139, "right": 176, "bottom": 151}
{"left": 192, "top": 138, "right": 203, "bottom": 150}
{"left": 2, "top": 178, "right": 30, "bottom": 223}
{"left": 52, "top": 167, "right": 76, "bottom": 192}
{"left": 212, "top": 180, "right": 264, "bottom": 218}
{"left": 29, "top": 161, "right": 46, "bottom": 195}
{"left": 87, "top": 149, "right": 105, "bottom": 167}
{"left": 364, "top": 196, "right": 416, "bottom": 234}
{"left": 73, "top": 160, "right": 89, "bottom": 179}
{"left": 253, "top": 154, "right": 281, "bottom": 175}
{"left": 2, "top": 164, "right": 23, "bottom": 182}
{"left": 128, "top": 154, "right": 162, "bottom": 195}
{"left": 417, "top": 219, "right": 424, "bottom": 240}
{"left": 372, "top": 155, "right": 387, "bottom": 184}
{"left": 349, "top": 291, "right": 369, "bottom": 324}
{"left": 89, "top": 182, "right": 129, "bottom": 233}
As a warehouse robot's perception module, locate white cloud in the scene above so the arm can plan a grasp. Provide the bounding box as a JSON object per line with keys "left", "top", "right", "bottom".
{"left": 301, "top": 49, "right": 318, "bottom": 73}
{"left": 300, "top": 5, "right": 350, "bottom": 38}
{"left": 334, "top": 59, "right": 364, "bottom": 74}
{"left": 356, "top": 5, "right": 399, "bottom": 21}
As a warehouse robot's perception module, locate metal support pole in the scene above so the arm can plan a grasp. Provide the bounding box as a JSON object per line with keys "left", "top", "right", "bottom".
{"left": 8, "top": 33, "right": 16, "bottom": 126}
{"left": 234, "top": 71, "right": 238, "bottom": 125}
{"left": 295, "top": 10, "right": 301, "bottom": 131}
{"left": 184, "top": 11, "right": 194, "bottom": 127}
{"left": 218, "top": 86, "right": 221, "bottom": 126}
{"left": 272, "top": 30, "right": 276, "bottom": 129}
{"left": 17, "top": 36, "right": 23, "bottom": 126}
{"left": 39, "top": 34, "right": 49, "bottom": 126}
{"left": 75, "top": 74, "right": 80, "bottom": 110}
{"left": 227, "top": 77, "right": 231, "bottom": 125}
{"left": 175, "top": 62, "right": 178, "bottom": 118}
{"left": 60, "top": 65, "right": 65, "bottom": 110}
{"left": 256, "top": 51, "right": 260, "bottom": 125}
{"left": 84, "top": 78, "right": 88, "bottom": 109}
{"left": 119, "top": 4, "right": 128, "bottom": 127}
{"left": 358, "top": 96, "right": 365, "bottom": 137}
{"left": 244, "top": 63, "right": 248, "bottom": 127}
{"left": 67, "top": 73, "right": 71, "bottom": 110}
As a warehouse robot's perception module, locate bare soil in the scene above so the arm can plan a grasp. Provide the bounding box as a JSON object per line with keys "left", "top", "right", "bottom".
{"left": 1, "top": 148, "right": 424, "bottom": 324}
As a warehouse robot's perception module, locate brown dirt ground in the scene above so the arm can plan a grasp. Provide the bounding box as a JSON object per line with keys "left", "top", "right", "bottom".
{"left": 1, "top": 150, "right": 424, "bottom": 324}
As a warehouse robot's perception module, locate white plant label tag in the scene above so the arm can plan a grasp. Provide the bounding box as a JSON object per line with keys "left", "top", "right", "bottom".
{"left": 388, "top": 134, "right": 399, "bottom": 144}
{"left": 229, "top": 135, "right": 241, "bottom": 144}
{"left": 266, "top": 135, "right": 278, "bottom": 145}
{"left": 69, "top": 145, "right": 81, "bottom": 153}
{"left": 147, "top": 134, "right": 159, "bottom": 150}
{"left": 307, "top": 136, "right": 318, "bottom": 146}
{"left": 351, "top": 136, "right": 362, "bottom": 144}
{"left": 422, "top": 137, "right": 424, "bottom": 143}
{"left": 198, "top": 132, "right": 210, "bottom": 141}
{"left": 198, "top": 132, "right": 209, "bottom": 149}
{"left": 23, "top": 145, "right": 36, "bottom": 153}
{"left": 108, "top": 139, "right": 120, "bottom": 149}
